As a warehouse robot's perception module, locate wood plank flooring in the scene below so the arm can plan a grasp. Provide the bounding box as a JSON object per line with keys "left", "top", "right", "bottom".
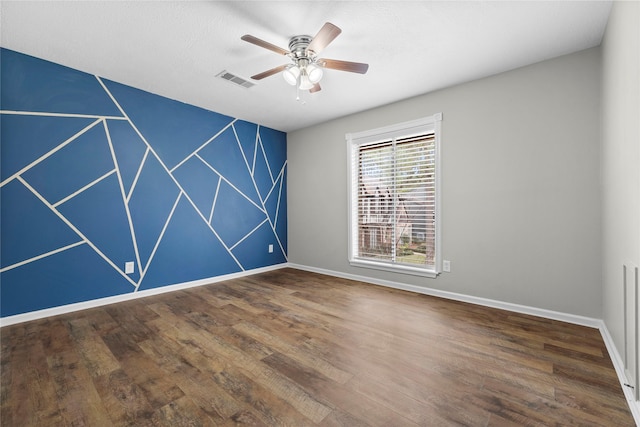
{"left": 1, "top": 268, "right": 635, "bottom": 426}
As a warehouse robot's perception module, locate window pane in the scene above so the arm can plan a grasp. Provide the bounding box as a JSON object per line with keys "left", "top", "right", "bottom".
{"left": 395, "top": 135, "right": 435, "bottom": 267}
{"left": 358, "top": 141, "right": 393, "bottom": 262}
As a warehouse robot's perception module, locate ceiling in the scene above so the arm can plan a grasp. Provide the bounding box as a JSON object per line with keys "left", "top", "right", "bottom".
{"left": 1, "top": 1, "right": 612, "bottom": 132}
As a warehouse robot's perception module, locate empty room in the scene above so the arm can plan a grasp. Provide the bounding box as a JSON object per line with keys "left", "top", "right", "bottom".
{"left": 1, "top": 1, "right": 639, "bottom": 425}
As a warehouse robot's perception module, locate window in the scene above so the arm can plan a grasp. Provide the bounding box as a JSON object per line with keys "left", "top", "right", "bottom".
{"left": 347, "top": 113, "right": 442, "bottom": 277}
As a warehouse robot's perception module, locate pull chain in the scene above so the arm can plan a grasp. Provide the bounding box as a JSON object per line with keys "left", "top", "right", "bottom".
{"left": 295, "top": 75, "right": 306, "bottom": 105}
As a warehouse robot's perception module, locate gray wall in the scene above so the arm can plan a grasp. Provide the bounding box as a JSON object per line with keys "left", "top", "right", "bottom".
{"left": 602, "top": 1, "right": 640, "bottom": 357}
{"left": 288, "top": 47, "right": 602, "bottom": 318}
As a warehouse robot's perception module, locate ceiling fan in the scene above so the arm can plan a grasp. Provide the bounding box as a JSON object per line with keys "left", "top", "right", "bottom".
{"left": 241, "top": 22, "right": 369, "bottom": 94}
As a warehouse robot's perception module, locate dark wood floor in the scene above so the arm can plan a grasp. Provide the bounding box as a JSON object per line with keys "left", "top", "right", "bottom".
{"left": 1, "top": 268, "right": 635, "bottom": 426}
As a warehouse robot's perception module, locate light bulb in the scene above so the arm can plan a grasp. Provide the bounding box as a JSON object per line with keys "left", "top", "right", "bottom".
{"left": 283, "top": 65, "right": 300, "bottom": 86}
{"left": 298, "top": 73, "right": 314, "bottom": 90}
{"left": 306, "top": 63, "right": 323, "bottom": 84}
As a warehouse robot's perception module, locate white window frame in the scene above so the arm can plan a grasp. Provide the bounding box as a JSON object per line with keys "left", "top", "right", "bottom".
{"left": 346, "top": 113, "right": 442, "bottom": 278}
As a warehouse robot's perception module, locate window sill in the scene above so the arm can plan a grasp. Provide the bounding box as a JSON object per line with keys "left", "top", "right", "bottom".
{"left": 349, "top": 258, "right": 439, "bottom": 278}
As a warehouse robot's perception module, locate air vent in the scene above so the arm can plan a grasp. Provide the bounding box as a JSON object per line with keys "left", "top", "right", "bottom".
{"left": 216, "top": 70, "right": 255, "bottom": 88}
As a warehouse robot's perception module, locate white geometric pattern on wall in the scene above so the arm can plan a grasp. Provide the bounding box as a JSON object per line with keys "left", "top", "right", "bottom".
{"left": 0, "top": 48, "right": 287, "bottom": 317}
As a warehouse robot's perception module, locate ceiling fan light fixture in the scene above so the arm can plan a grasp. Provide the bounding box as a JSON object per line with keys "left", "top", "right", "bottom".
{"left": 242, "top": 22, "right": 368, "bottom": 95}
{"left": 283, "top": 65, "right": 300, "bottom": 85}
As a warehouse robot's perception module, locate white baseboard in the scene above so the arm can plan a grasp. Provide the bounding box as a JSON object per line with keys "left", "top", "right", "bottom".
{"left": 288, "top": 263, "right": 601, "bottom": 328}
{"left": 0, "top": 263, "right": 288, "bottom": 327}
{"left": 599, "top": 321, "right": 640, "bottom": 425}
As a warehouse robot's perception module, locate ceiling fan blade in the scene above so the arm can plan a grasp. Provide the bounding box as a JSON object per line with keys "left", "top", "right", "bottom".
{"left": 250, "top": 64, "right": 288, "bottom": 80}
{"left": 309, "top": 83, "right": 322, "bottom": 93}
{"left": 318, "top": 58, "right": 369, "bottom": 74}
{"left": 241, "top": 34, "right": 289, "bottom": 56}
{"left": 307, "top": 22, "right": 342, "bottom": 55}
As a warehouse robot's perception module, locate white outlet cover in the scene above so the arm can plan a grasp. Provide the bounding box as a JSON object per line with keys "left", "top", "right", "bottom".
{"left": 125, "top": 261, "right": 135, "bottom": 274}
{"left": 268, "top": 244, "right": 274, "bottom": 253}
{"left": 443, "top": 260, "right": 451, "bottom": 272}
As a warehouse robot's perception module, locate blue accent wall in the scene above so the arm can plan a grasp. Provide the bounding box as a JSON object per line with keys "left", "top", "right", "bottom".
{"left": 0, "top": 48, "right": 288, "bottom": 317}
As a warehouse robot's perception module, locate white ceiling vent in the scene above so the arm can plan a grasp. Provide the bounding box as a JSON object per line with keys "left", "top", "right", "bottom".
{"left": 216, "top": 70, "right": 255, "bottom": 88}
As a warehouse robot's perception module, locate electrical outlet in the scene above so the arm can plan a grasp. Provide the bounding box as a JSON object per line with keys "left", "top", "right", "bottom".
{"left": 268, "top": 244, "right": 274, "bottom": 253}
{"left": 125, "top": 261, "right": 135, "bottom": 274}
{"left": 443, "top": 260, "right": 451, "bottom": 272}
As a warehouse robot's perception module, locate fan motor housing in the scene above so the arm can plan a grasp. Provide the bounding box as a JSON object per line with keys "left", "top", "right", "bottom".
{"left": 288, "top": 35, "right": 314, "bottom": 58}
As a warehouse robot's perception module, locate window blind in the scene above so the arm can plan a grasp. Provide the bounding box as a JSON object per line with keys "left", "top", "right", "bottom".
{"left": 356, "top": 133, "right": 436, "bottom": 266}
